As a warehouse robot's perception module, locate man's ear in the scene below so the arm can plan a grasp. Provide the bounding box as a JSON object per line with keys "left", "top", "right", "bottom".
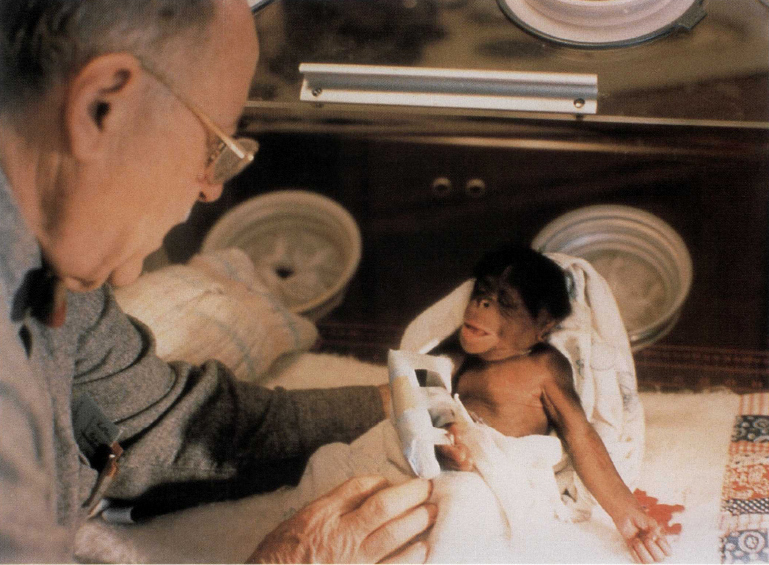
{"left": 65, "top": 53, "right": 142, "bottom": 160}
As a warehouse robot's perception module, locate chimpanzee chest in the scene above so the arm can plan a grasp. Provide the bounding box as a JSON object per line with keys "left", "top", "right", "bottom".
{"left": 455, "top": 360, "right": 550, "bottom": 437}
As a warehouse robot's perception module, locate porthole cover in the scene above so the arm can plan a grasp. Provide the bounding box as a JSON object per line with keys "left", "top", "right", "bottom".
{"left": 497, "top": 0, "right": 706, "bottom": 48}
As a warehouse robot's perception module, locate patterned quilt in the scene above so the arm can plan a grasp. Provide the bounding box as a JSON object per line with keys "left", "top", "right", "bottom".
{"left": 721, "top": 393, "right": 769, "bottom": 563}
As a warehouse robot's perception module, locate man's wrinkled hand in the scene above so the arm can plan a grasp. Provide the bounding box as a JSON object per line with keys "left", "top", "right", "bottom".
{"left": 615, "top": 508, "right": 672, "bottom": 564}
{"left": 247, "top": 475, "right": 436, "bottom": 564}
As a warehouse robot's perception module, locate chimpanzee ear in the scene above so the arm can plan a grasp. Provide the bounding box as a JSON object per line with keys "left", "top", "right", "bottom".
{"left": 537, "top": 312, "right": 558, "bottom": 340}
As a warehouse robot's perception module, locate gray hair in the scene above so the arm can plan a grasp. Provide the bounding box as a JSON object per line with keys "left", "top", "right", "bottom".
{"left": 0, "top": 0, "right": 217, "bottom": 113}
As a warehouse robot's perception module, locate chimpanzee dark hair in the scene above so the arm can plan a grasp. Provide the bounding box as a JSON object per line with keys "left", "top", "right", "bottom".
{"left": 472, "top": 244, "right": 572, "bottom": 322}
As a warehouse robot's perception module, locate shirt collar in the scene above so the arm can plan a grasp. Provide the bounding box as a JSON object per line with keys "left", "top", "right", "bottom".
{"left": 0, "top": 165, "right": 49, "bottom": 323}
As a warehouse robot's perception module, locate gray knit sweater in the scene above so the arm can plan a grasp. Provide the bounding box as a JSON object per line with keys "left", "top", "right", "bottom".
{"left": 0, "top": 169, "right": 384, "bottom": 562}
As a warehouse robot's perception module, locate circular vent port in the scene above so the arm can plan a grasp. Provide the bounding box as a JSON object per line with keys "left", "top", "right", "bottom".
{"left": 497, "top": 0, "right": 705, "bottom": 48}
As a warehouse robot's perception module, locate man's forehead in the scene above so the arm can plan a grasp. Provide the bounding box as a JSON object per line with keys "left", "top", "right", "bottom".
{"left": 177, "top": 0, "right": 258, "bottom": 118}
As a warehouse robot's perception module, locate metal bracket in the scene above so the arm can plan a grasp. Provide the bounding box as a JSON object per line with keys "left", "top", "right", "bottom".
{"left": 299, "top": 63, "right": 598, "bottom": 115}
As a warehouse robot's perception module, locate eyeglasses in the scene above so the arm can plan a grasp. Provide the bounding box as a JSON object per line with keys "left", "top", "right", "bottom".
{"left": 140, "top": 63, "right": 257, "bottom": 185}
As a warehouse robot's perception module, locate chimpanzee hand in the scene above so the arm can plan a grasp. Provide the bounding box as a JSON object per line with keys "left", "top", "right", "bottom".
{"left": 614, "top": 506, "right": 672, "bottom": 563}
{"left": 434, "top": 423, "right": 474, "bottom": 472}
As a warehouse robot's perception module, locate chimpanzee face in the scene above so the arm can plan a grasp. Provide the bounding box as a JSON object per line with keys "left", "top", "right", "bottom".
{"left": 459, "top": 277, "right": 554, "bottom": 362}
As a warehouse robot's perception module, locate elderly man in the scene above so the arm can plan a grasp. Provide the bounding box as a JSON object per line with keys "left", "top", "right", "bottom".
{"left": 0, "top": 1, "right": 435, "bottom": 562}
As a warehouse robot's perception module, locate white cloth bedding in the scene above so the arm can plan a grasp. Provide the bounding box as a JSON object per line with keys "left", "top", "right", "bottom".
{"left": 74, "top": 352, "right": 738, "bottom": 563}
{"left": 74, "top": 251, "right": 737, "bottom": 563}
{"left": 400, "top": 255, "right": 645, "bottom": 519}
{"left": 282, "top": 407, "right": 573, "bottom": 563}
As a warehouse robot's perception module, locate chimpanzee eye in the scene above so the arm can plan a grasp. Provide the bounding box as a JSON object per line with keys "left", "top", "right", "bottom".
{"left": 472, "top": 291, "right": 494, "bottom": 305}
{"left": 496, "top": 290, "right": 523, "bottom": 317}
{"left": 497, "top": 289, "right": 515, "bottom": 308}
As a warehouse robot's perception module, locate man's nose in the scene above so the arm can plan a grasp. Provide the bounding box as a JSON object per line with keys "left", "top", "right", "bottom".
{"left": 198, "top": 182, "right": 224, "bottom": 203}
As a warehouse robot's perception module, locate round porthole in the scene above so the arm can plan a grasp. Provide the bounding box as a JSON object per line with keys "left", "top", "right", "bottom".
{"left": 532, "top": 205, "right": 693, "bottom": 350}
{"left": 497, "top": 0, "right": 706, "bottom": 48}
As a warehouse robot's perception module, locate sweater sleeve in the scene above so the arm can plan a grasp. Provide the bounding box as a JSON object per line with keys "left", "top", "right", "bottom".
{"left": 69, "top": 286, "right": 385, "bottom": 507}
{"left": 0, "top": 306, "right": 72, "bottom": 562}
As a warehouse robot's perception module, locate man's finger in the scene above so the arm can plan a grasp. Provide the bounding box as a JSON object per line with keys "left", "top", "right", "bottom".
{"left": 379, "top": 540, "right": 430, "bottom": 564}
{"left": 347, "top": 478, "right": 433, "bottom": 533}
{"left": 360, "top": 503, "right": 437, "bottom": 562}
{"left": 310, "top": 475, "right": 391, "bottom": 517}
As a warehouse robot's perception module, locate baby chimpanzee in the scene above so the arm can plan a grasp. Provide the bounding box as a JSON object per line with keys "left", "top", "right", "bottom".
{"left": 437, "top": 245, "right": 671, "bottom": 564}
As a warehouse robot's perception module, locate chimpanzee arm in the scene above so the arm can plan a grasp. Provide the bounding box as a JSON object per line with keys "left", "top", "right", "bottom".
{"left": 541, "top": 355, "right": 670, "bottom": 563}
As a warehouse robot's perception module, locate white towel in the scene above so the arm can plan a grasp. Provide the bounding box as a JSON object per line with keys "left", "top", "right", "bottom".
{"left": 400, "top": 253, "right": 644, "bottom": 518}
{"left": 284, "top": 414, "right": 574, "bottom": 563}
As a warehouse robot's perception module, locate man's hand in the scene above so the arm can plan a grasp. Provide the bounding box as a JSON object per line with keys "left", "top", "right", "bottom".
{"left": 614, "top": 507, "right": 672, "bottom": 564}
{"left": 248, "top": 475, "right": 436, "bottom": 564}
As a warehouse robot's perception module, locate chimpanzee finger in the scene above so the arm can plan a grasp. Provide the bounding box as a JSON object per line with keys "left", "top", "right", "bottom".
{"left": 631, "top": 537, "right": 655, "bottom": 564}
{"left": 435, "top": 442, "right": 474, "bottom": 472}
